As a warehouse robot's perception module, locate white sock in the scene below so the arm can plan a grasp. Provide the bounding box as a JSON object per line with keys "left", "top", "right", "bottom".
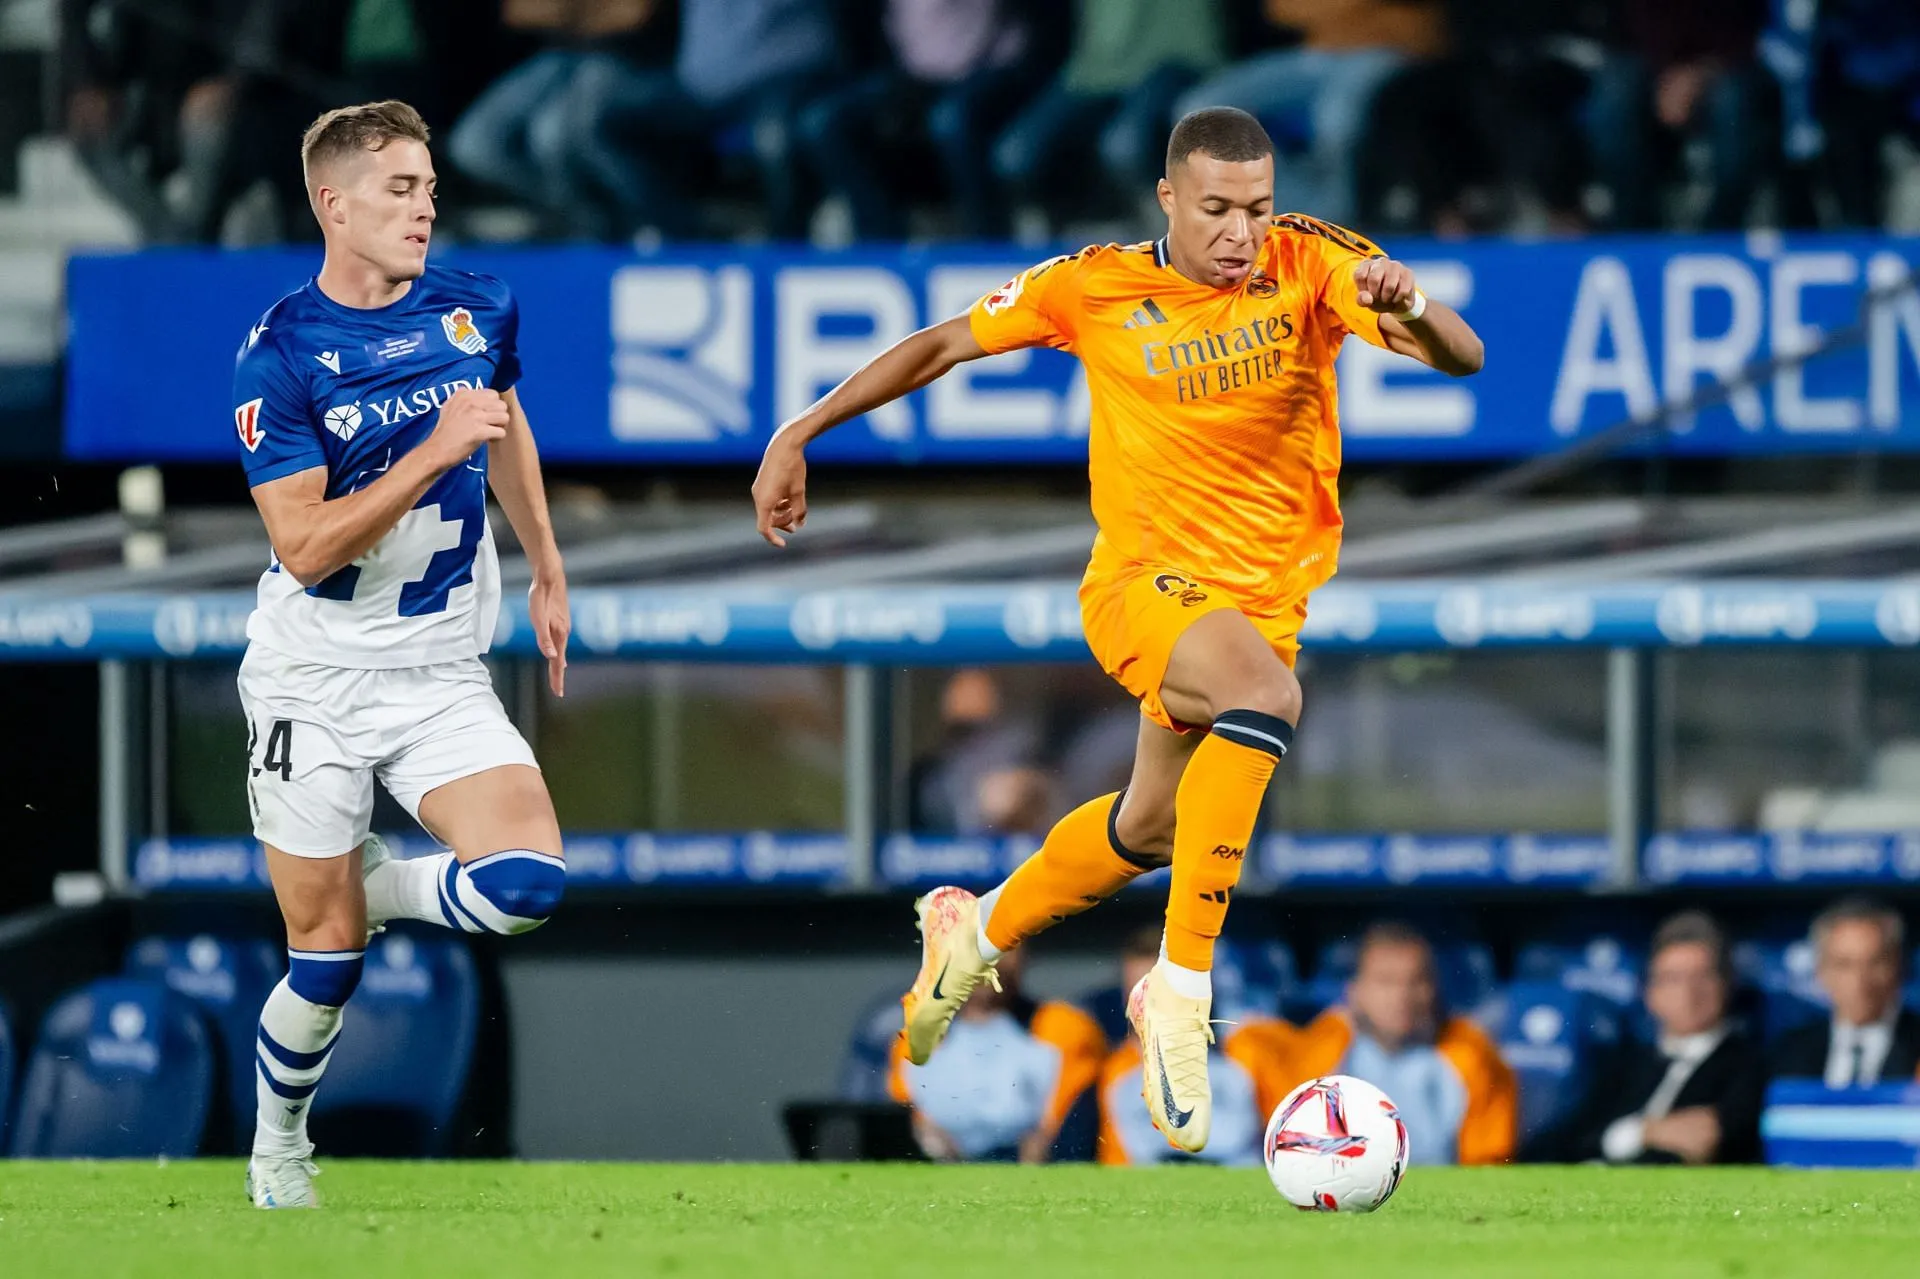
{"left": 365, "top": 851, "right": 454, "bottom": 926}
{"left": 1156, "top": 940, "right": 1212, "bottom": 1000}
{"left": 253, "top": 979, "right": 341, "bottom": 1157}
{"left": 975, "top": 886, "right": 1005, "bottom": 961}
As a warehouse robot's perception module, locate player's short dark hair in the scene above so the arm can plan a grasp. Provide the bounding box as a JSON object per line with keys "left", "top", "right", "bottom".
{"left": 1166, "top": 107, "right": 1275, "bottom": 174}
{"left": 1650, "top": 910, "right": 1733, "bottom": 986}
{"left": 301, "top": 100, "right": 430, "bottom": 182}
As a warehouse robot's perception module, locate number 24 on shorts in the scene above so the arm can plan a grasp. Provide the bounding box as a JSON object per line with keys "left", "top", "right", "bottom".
{"left": 248, "top": 717, "right": 294, "bottom": 781}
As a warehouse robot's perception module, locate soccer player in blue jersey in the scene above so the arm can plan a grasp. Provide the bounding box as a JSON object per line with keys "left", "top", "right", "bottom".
{"left": 230, "top": 101, "right": 570, "bottom": 1207}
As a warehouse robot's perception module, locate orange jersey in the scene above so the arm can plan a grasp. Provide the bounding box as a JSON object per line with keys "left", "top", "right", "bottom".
{"left": 968, "top": 216, "right": 1392, "bottom": 614}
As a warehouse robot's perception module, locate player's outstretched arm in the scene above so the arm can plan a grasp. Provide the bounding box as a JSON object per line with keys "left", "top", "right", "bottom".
{"left": 250, "top": 387, "right": 507, "bottom": 587}
{"left": 491, "top": 387, "right": 570, "bottom": 697}
{"left": 1353, "top": 258, "right": 1485, "bottom": 377}
{"left": 752, "top": 315, "right": 989, "bottom": 547}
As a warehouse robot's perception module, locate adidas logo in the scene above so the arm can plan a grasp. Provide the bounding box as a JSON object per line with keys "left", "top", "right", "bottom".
{"left": 1122, "top": 298, "right": 1169, "bottom": 329}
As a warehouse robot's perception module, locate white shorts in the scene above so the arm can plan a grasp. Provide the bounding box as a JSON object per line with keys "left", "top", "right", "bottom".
{"left": 237, "top": 645, "right": 538, "bottom": 858}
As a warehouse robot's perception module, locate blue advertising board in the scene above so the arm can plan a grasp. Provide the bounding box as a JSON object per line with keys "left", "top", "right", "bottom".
{"left": 8, "top": 579, "right": 1920, "bottom": 662}
{"left": 65, "top": 233, "right": 1920, "bottom": 464}
{"left": 128, "top": 829, "right": 1920, "bottom": 893}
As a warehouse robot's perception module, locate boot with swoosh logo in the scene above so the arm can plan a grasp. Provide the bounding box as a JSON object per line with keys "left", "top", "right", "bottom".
{"left": 1127, "top": 967, "right": 1214, "bottom": 1153}
{"left": 900, "top": 886, "right": 1001, "bottom": 1065}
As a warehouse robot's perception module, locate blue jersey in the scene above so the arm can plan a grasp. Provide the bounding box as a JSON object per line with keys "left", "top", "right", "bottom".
{"left": 232, "top": 265, "right": 521, "bottom": 669}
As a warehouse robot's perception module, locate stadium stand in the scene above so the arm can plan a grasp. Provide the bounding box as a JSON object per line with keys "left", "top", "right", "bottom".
{"left": 125, "top": 934, "right": 286, "bottom": 1152}
{"left": 305, "top": 931, "right": 479, "bottom": 1157}
{"left": 10, "top": 975, "right": 213, "bottom": 1157}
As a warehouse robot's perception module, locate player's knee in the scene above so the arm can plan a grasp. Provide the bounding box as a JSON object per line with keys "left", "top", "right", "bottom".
{"left": 446, "top": 850, "right": 566, "bottom": 936}
{"left": 1229, "top": 665, "right": 1302, "bottom": 728}
{"left": 285, "top": 947, "right": 365, "bottom": 1008}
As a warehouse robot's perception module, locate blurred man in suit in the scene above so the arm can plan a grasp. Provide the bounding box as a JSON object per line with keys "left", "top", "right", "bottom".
{"left": 1772, "top": 898, "right": 1920, "bottom": 1087}
{"left": 1540, "top": 910, "right": 1763, "bottom": 1164}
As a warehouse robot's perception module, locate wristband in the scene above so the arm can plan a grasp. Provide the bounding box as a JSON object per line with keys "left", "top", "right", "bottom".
{"left": 1392, "top": 290, "right": 1427, "bottom": 323}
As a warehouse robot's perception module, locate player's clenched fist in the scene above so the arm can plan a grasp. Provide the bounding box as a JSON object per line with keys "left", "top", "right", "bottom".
{"left": 752, "top": 432, "right": 809, "bottom": 548}
{"left": 425, "top": 387, "right": 510, "bottom": 470}
{"left": 1352, "top": 258, "right": 1420, "bottom": 314}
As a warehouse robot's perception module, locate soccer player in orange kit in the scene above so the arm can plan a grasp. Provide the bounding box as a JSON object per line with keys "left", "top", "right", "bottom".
{"left": 751, "top": 108, "right": 1484, "bottom": 1152}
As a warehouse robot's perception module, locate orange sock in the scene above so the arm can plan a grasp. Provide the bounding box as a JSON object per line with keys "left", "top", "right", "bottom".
{"left": 982, "top": 792, "right": 1153, "bottom": 953}
{"left": 1163, "top": 710, "right": 1292, "bottom": 972}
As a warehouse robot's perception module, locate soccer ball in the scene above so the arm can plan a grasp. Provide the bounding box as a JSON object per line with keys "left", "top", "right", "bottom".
{"left": 1262, "top": 1074, "right": 1408, "bottom": 1213}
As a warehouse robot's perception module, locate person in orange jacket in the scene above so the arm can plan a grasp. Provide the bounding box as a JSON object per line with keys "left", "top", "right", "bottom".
{"left": 1227, "top": 921, "right": 1517, "bottom": 1165}
{"left": 887, "top": 945, "right": 1107, "bottom": 1162}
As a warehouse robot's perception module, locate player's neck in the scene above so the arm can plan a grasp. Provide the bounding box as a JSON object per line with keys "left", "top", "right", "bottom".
{"left": 1162, "top": 239, "right": 1221, "bottom": 291}
{"left": 315, "top": 253, "right": 415, "bottom": 311}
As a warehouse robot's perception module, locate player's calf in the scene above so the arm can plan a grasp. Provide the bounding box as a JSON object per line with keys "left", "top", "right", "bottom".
{"left": 250, "top": 945, "right": 363, "bottom": 1207}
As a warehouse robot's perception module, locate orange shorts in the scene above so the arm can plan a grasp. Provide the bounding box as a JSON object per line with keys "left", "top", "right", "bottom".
{"left": 1078, "top": 560, "right": 1309, "bottom": 733}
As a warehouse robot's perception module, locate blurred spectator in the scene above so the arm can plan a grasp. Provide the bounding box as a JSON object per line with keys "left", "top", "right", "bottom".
{"left": 974, "top": 765, "right": 1057, "bottom": 837}
{"left": 1772, "top": 897, "right": 1920, "bottom": 1085}
{"left": 908, "top": 669, "right": 1039, "bottom": 835}
{"left": 444, "top": 0, "right": 672, "bottom": 241}
{"left": 61, "top": 0, "right": 484, "bottom": 244}
{"left": 796, "top": 1, "right": 1066, "bottom": 241}
{"left": 570, "top": 0, "right": 842, "bottom": 240}
{"left": 992, "top": 0, "right": 1227, "bottom": 228}
{"left": 1227, "top": 922, "right": 1516, "bottom": 1165}
{"left": 1538, "top": 911, "right": 1763, "bottom": 1165}
{"left": 1362, "top": 0, "right": 1619, "bottom": 233}
{"left": 1811, "top": 0, "right": 1920, "bottom": 228}
{"left": 1173, "top": 0, "right": 1446, "bottom": 227}
{"left": 1096, "top": 927, "right": 1263, "bottom": 1166}
{"left": 1586, "top": 0, "right": 1775, "bottom": 230}
{"left": 889, "top": 946, "right": 1106, "bottom": 1162}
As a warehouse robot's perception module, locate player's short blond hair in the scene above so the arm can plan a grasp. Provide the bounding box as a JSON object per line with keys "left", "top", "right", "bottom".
{"left": 301, "top": 100, "right": 430, "bottom": 183}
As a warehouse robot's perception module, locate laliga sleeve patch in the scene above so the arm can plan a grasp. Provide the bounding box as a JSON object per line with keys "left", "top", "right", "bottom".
{"left": 235, "top": 397, "right": 266, "bottom": 452}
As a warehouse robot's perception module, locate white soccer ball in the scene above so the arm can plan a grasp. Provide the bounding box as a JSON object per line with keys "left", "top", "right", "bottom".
{"left": 1262, "top": 1074, "right": 1408, "bottom": 1213}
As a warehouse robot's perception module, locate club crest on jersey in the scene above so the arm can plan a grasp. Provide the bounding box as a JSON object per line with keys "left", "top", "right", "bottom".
{"left": 982, "top": 276, "right": 1025, "bottom": 316}
{"left": 441, "top": 307, "right": 487, "bottom": 355}
{"left": 323, "top": 402, "right": 363, "bottom": 441}
{"left": 235, "top": 397, "right": 265, "bottom": 452}
{"left": 1247, "top": 273, "right": 1279, "bottom": 298}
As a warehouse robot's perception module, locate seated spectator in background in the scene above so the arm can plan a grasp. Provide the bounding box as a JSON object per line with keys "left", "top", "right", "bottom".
{"left": 1810, "top": 0, "right": 1920, "bottom": 228}
{"left": 797, "top": 1, "right": 1066, "bottom": 241}
{"left": 890, "top": 946, "right": 1105, "bottom": 1162}
{"left": 908, "top": 670, "right": 1039, "bottom": 835}
{"left": 1228, "top": 922, "right": 1515, "bottom": 1166}
{"left": 561, "top": 0, "right": 842, "bottom": 240}
{"left": 1538, "top": 911, "right": 1763, "bottom": 1165}
{"left": 1173, "top": 0, "right": 1445, "bottom": 228}
{"left": 974, "top": 766, "right": 1058, "bottom": 838}
{"left": 1773, "top": 897, "right": 1920, "bottom": 1086}
{"left": 1585, "top": 0, "right": 1775, "bottom": 230}
{"left": 1097, "top": 927, "right": 1263, "bottom": 1166}
{"left": 992, "top": 0, "right": 1227, "bottom": 230}
{"left": 445, "top": 0, "right": 670, "bottom": 240}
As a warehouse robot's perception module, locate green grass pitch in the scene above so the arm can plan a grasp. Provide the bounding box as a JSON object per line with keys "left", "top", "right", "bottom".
{"left": 2, "top": 1162, "right": 1916, "bottom": 1278}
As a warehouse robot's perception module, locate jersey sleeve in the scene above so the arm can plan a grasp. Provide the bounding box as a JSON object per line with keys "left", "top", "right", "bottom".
{"left": 232, "top": 334, "right": 324, "bottom": 487}
{"left": 1282, "top": 214, "right": 1391, "bottom": 351}
{"left": 966, "top": 251, "right": 1087, "bottom": 355}
{"left": 487, "top": 276, "right": 522, "bottom": 392}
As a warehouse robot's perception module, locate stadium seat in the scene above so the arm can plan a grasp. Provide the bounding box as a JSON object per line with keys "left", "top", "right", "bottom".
{"left": 10, "top": 977, "right": 213, "bottom": 1157}
{"left": 837, "top": 988, "right": 909, "bottom": 1104}
{"left": 125, "top": 934, "right": 284, "bottom": 1150}
{"left": 1515, "top": 936, "right": 1645, "bottom": 1008}
{"left": 1212, "top": 937, "right": 1299, "bottom": 1023}
{"left": 1734, "top": 939, "right": 1830, "bottom": 1042}
{"left": 0, "top": 998, "right": 14, "bottom": 1151}
{"left": 1490, "top": 981, "right": 1602, "bottom": 1150}
{"left": 309, "top": 930, "right": 478, "bottom": 1156}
